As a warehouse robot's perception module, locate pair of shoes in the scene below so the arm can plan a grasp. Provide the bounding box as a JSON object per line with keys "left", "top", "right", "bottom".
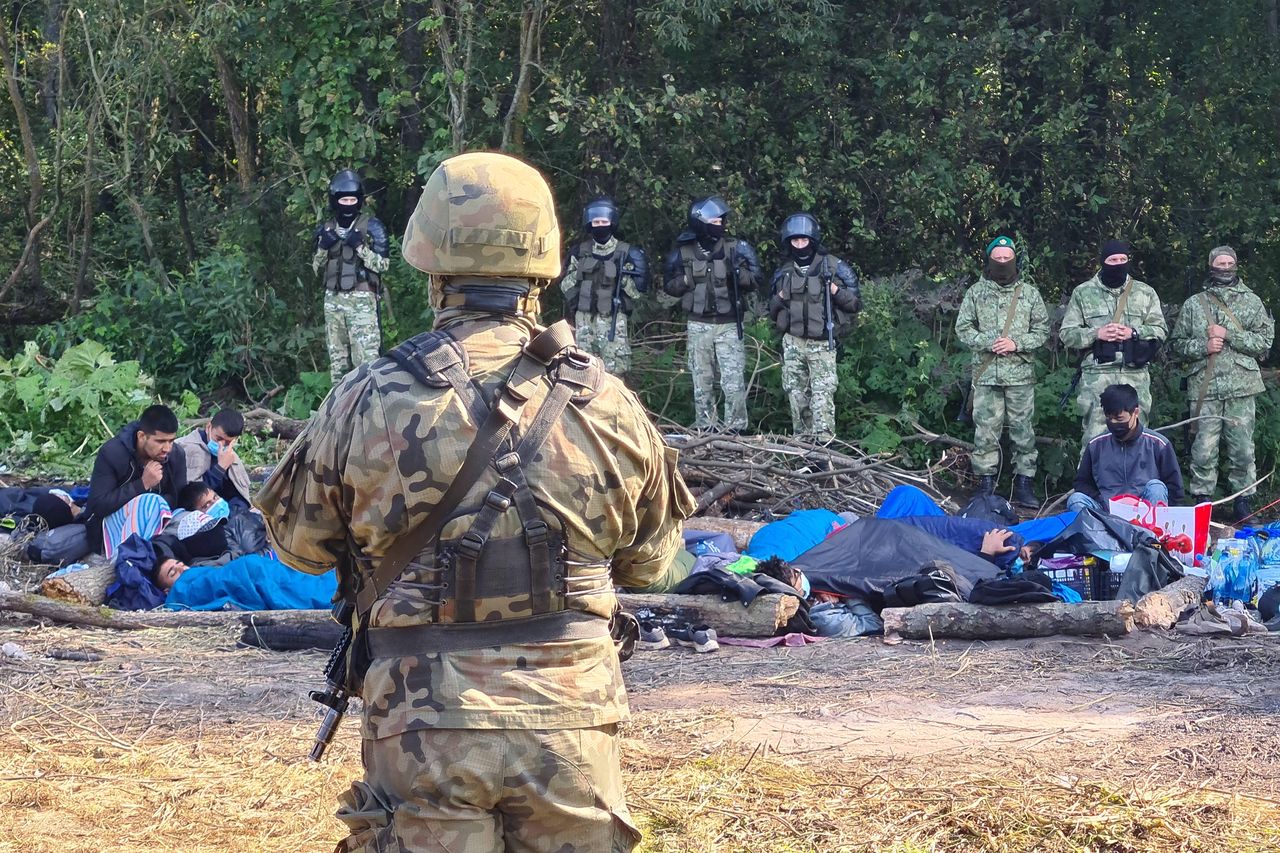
{"left": 668, "top": 624, "right": 719, "bottom": 653}
{"left": 974, "top": 475, "right": 995, "bottom": 497}
{"left": 1012, "top": 475, "right": 1039, "bottom": 508}
{"left": 637, "top": 622, "right": 670, "bottom": 651}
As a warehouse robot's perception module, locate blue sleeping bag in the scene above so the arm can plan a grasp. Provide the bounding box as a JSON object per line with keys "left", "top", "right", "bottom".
{"left": 165, "top": 554, "right": 337, "bottom": 611}
{"left": 746, "top": 509, "right": 845, "bottom": 562}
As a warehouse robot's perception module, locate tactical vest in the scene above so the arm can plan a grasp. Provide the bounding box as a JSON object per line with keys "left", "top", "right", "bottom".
{"left": 323, "top": 213, "right": 379, "bottom": 293}
{"left": 679, "top": 241, "right": 736, "bottom": 320}
{"left": 355, "top": 322, "right": 614, "bottom": 659}
{"left": 574, "top": 240, "right": 632, "bottom": 317}
{"left": 775, "top": 256, "right": 835, "bottom": 340}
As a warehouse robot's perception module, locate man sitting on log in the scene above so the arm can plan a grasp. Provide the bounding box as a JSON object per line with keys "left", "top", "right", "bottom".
{"left": 1066, "top": 384, "right": 1184, "bottom": 513}
{"left": 175, "top": 409, "right": 252, "bottom": 515}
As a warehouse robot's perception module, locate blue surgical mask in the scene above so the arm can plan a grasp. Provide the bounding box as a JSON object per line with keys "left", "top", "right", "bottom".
{"left": 206, "top": 497, "right": 231, "bottom": 520}
{"left": 799, "top": 571, "right": 811, "bottom": 598}
{"left": 207, "top": 439, "right": 221, "bottom": 456}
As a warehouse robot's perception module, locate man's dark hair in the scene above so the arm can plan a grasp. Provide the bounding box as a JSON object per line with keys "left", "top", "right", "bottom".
{"left": 210, "top": 409, "right": 244, "bottom": 437}
{"left": 178, "top": 481, "right": 213, "bottom": 512}
{"left": 1100, "top": 384, "right": 1140, "bottom": 417}
{"left": 138, "top": 404, "right": 179, "bottom": 435}
{"left": 755, "top": 556, "right": 800, "bottom": 589}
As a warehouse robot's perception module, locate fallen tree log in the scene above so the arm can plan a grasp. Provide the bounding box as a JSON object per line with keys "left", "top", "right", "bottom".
{"left": 1133, "top": 574, "right": 1208, "bottom": 629}
{"left": 682, "top": 517, "right": 766, "bottom": 550}
{"left": 241, "top": 407, "right": 309, "bottom": 441}
{"left": 617, "top": 592, "right": 796, "bottom": 637}
{"left": 39, "top": 562, "right": 115, "bottom": 606}
{"left": 881, "top": 600, "right": 1135, "bottom": 640}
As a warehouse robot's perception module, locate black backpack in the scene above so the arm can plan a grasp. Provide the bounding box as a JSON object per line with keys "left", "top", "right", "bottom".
{"left": 882, "top": 561, "right": 964, "bottom": 609}
{"left": 959, "top": 493, "right": 1018, "bottom": 526}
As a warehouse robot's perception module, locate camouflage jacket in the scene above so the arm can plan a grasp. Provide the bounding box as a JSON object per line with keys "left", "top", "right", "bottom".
{"left": 954, "top": 275, "right": 1050, "bottom": 386}
{"left": 1170, "top": 278, "right": 1274, "bottom": 399}
{"left": 558, "top": 236, "right": 647, "bottom": 318}
{"left": 1058, "top": 274, "right": 1167, "bottom": 374}
{"left": 255, "top": 316, "right": 693, "bottom": 737}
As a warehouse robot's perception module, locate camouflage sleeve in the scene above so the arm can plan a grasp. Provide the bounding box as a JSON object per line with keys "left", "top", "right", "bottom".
{"left": 1170, "top": 295, "right": 1207, "bottom": 360}
{"left": 610, "top": 419, "right": 696, "bottom": 590}
{"left": 1013, "top": 286, "right": 1050, "bottom": 352}
{"left": 1057, "top": 288, "right": 1095, "bottom": 350}
{"left": 1225, "top": 294, "right": 1274, "bottom": 358}
{"left": 954, "top": 285, "right": 989, "bottom": 352}
{"left": 559, "top": 251, "right": 581, "bottom": 296}
{"left": 356, "top": 245, "right": 391, "bottom": 273}
{"left": 1133, "top": 288, "right": 1167, "bottom": 341}
{"left": 311, "top": 223, "right": 327, "bottom": 276}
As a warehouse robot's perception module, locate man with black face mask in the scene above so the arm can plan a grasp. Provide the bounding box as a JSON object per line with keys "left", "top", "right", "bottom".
{"left": 558, "top": 197, "right": 649, "bottom": 375}
{"left": 662, "top": 196, "right": 762, "bottom": 431}
{"left": 955, "top": 236, "right": 1050, "bottom": 506}
{"left": 1066, "top": 384, "right": 1183, "bottom": 513}
{"left": 312, "top": 169, "right": 391, "bottom": 384}
{"left": 767, "top": 212, "right": 861, "bottom": 441}
{"left": 1171, "top": 245, "right": 1275, "bottom": 521}
{"left": 1059, "top": 239, "right": 1167, "bottom": 447}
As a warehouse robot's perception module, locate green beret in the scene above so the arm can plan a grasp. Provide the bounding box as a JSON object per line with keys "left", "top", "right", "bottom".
{"left": 985, "top": 235, "right": 1015, "bottom": 256}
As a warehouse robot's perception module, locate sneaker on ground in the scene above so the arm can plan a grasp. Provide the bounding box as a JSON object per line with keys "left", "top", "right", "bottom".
{"left": 669, "top": 624, "right": 719, "bottom": 653}
{"left": 637, "top": 622, "right": 670, "bottom": 651}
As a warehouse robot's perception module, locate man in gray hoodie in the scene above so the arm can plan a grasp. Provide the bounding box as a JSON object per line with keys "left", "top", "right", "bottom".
{"left": 1067, "top": 384, "right": 1184, "bottom": 512}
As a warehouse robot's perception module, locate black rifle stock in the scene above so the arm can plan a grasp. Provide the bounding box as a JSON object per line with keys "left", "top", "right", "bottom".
{"left": 823, "top": 264, "right": 836, "bottom": 352}
{"left": 308, "top": 601, "right": 353, "bottom": 761}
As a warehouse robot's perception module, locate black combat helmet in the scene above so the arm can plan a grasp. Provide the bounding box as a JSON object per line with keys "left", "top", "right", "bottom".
{"left": 779, "top": 212, "right": 821, "bottom": 246}
{"left": 328, "top": 169, "right": 364, "bottom": 227}
{"left": 687, "top": 195, "right": 730, "bottom": 242}
{"left": 583, "top": 197, "right": 619, "bottom": 244}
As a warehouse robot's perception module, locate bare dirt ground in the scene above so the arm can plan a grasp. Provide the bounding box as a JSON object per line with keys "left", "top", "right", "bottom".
{"left": 2, "top": 608, "right": 1279, "bottom": 853}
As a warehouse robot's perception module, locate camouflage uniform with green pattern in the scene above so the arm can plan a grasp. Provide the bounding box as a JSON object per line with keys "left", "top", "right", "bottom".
{"left": 1171, "top": 277, "right": 1275, "bottom": 497}
{"left": 1058, "top": 274, "right": 1168, "bottom": 445}
{"left": 260, "top": 153, "right": 693, "bottom": 853}
{"left": 559, "top": 236, "right": 646, "bottom": 375}
{"left": 955, "top": 275, "right": 1050, "bottom": 477}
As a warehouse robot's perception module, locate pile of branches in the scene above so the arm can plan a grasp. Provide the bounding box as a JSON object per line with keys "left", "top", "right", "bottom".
{"left": 667, "top": 429, "right": 965, "bottom": 519}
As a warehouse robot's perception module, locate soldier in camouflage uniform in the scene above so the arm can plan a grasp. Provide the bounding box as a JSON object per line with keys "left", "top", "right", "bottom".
{"left": 558, "top": 198, "right": 648, "bottom": 375}
{"left": 662, "top": 196, "right": 762, "bottom": 431}
{"left": 259, "top": 152, "right": 694, "bottom": 853}
{"left": 313, "top": 169, "right": 391, "bottom": 384}
{"left": 767, "top": 212, "right": 861, "bottom": 442}
{"left": 1058, "top": 239, "right": 1167, "bottom": 446}
{"left": 1171, "top": 245, "right": 1275, "bottom": 521}
{"left": 955, "top": 236, "right": 1050, "bottom": 507}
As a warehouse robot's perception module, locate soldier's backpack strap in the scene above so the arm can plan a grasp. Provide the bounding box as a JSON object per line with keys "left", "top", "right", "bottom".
{"left": 353, "top": 321, "right": 579, "bottom": 620}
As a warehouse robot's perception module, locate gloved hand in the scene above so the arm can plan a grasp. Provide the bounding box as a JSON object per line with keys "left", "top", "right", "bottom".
{"left": 317, "top": 228, "right": 340, "bottom": 250}
{"left": 343, "top": 229, "right": 364, "bottom": 249}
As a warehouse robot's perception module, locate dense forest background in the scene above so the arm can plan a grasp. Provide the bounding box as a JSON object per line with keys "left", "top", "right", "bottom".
{"left": 2, "top": 1, "right": 1280, "bottom": 492}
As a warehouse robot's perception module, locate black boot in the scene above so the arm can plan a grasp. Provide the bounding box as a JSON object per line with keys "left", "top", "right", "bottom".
{"left": 1234, "top": 496, "right": 1253, "bottom": 524}
{"left": 1012, "top": 475, "right": 1038, "bottom": 508}
{"left": 1191, "top": 494, "right": 1210, "bottom": 506}
{"left": 975, "top": 475, "right": 995, "bottom": 496}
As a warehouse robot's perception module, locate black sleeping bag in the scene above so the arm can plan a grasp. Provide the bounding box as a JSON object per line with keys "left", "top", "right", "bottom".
{"left": 791, "top": 517, "right": 1001, "bottom": 610}
{"left": 1031, "top": 508, "right": 1184, "bottom": 603}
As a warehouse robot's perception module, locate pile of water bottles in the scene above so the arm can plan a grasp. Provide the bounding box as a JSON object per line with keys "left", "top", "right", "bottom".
{"left": 1205, "top": 522, "right": 1280, "bottom": 606}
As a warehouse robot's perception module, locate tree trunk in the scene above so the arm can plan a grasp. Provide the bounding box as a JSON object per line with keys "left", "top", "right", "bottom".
{"left": 616, "top": 593, "right": 798, "bottom": 638}
{"left": 0, "top": 591, "right": 329, "bottom": 630}
{"left": 882, "top": 600, "right": 1135, "bottom": 640}
{"left": 500, "top": 0, "right": 543, "bottom": 153}
{"left": 240, "top": 407, "right": 310, "bottom": 441}
{"left": 399, "top": 0, "right": 429, "bottom": 220}
{"left": 38, "top": 0, "right": 63, "bottom": 123}
{"left": 212, "top": 47, "right": 255, "bottom": 192}
{"left": 0, "top": 21, "right": 45, "bottom": 294}
{"left": 1133, "top": 574, "right": 1208, "bottom": 629}
{"left": 683, "top": 517, "right": 766, "bottom": 551}
{"left": 72, "top": 107, "right": 96, "bottom": 310}
{"left": 432, "top": 0, "right": 475, "bottom": 151}
{"left": 39, "top": 562, "right": 116, "bottom": 606}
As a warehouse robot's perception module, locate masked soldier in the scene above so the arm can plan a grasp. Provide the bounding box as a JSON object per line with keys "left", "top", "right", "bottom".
{"left": 313, "top": 169, "right": 391, "bottom": 384}
{"left": 1171, "top": 245, "right": 1275, "bottom": 521}
{"left": 955, "top": 236, "right": 1051, "bottom": 506}
{"left": 767, "top": 212, "right": 861, "bottom": 441}
{"left": 558, "top": 197, "right": 648, "bottom": 375}
{"left": 662, "top": 196, "right": 762, "bottom": 431}
{"left": 258, "top": 152, "right": 693, "bottom": 853}
{"left": 1058, "top": 239, "right": 1167, "bottom": 446}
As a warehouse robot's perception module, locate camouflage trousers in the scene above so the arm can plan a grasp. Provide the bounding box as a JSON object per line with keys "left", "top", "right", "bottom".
{"left": 781, "top": 333, "right": 837, "bottom": 441}
{"left": 971, "top": 383, "right": 1037, "bottom": 477}
{"left": 574, "top": 311, "right": 631, "bottom": 375}
{"left": 1189, "top": 395, "right": 1258, "bottom": 497}
{"left": 1077, "top": 367, "right": 1151, "bottom": 447}
{"left": 325, "top": 290, "right": 382, "bottom": 384}
{"left": 687, "top": 320, "right": 747, "bottom": 431}
{"left": 335, "top": 724, "right": 641, "bottom": 853}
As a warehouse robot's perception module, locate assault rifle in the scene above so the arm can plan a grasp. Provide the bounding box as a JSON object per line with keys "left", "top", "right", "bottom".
{"left": 822, "top": 260, "right": 836, "bottom": 352}
{"left": 608, "top": 277, "right": 623, "bottom": 342}
{"left": 730, "top": 249, "right": 746, "bottom": 341}
{"left": 308, "top": 600, "right": 353, "bottom": 761}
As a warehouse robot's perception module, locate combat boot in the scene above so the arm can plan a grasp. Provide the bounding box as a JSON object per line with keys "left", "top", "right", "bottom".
{"left": 1191, "top": 494, "right": 1210, "bottom": 506}
{"left": 1234, "top": 496, "right": 1253, "bottom": 525}
{"left": 1012, "top": 475, "right": 1039, "bottom": 508}
{"left": 975, "top": 475, "right": 995, "bottom": 497}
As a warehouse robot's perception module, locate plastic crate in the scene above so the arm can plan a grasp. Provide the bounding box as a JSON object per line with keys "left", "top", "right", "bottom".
{"left": 1041, "top": 557, "right": 1117, "bottom": 601}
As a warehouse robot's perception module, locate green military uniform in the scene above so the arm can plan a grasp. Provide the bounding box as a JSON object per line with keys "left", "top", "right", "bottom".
{"left": 262, "top": 153, "right": 693, "bottom": 853}
{"left": 313, "top": 208, "right": 392, "bottom": 384}
{"left": 1058, "top": 274, "right": 1167, "bottom": 444}
{"left": 559, "top": 236, "right": 644, "bottom": 375}
{"left": 955, "top": 275, "right": 1050, "bottom": 478}
{"left": 1171, "top": 277, "right": 1274, "bottom": 498}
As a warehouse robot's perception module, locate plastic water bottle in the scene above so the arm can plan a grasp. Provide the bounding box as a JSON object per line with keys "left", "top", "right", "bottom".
{"left": 1208, "top": 542, "right": 1228, "bottom": 603}
{"left": 1258, "top": 528, "right": 1280, "bottom": 599}
{"left": 1210, "top": 537, "right": 1260, "bottom": 605}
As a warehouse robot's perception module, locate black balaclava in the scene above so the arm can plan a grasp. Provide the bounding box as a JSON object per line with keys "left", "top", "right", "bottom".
{"left": 986, "top": 258, "right": 1018, "bottom": 285}
{"left": 1099, "top": 239, "right": 1130, "bottom": 288}
{"left": 790, "top": 240, "right": 817, "bottom": 267}
{"left": 704, "top": 222, "right": 726, "bottom": 243}
{"left": 591, "top": 225, "right": 614, "bottom": 245}
{"left": 328, "top": 170, "right": 364, "bottom": 229}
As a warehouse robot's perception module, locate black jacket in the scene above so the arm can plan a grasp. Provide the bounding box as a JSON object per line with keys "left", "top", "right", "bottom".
{"left": 1073, "top": 425, "right": 1184, "bottom": 503}
{"left": 85, "top": 422, "right": 189, "bottom": 535}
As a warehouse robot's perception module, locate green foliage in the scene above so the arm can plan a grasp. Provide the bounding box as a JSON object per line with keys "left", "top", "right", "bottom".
{"left": 281, "top": 371, "right": 333, "bottom": 420}
{"left": 0, "top": 341, "right": 193, "bottom": 475}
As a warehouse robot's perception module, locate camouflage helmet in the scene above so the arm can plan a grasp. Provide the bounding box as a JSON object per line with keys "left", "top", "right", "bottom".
{"left": 402, "top": 152, "right": 561, "bottom": 280}
{"left": 779, "top": 212, "right": 820, "bottom": 246}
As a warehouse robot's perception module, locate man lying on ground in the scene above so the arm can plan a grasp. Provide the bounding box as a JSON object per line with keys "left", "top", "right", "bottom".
{"left": 84, "top": 404, "right": 188, "bottom": 559}
{"left": 175, "top": 409, "right": 252, "bottom": 514}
